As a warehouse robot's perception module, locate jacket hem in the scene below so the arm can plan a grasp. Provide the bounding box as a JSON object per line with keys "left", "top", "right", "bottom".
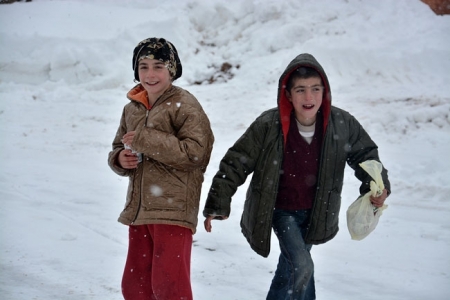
{"left": 118, "top": 217, "right": 196, "bottom": 234}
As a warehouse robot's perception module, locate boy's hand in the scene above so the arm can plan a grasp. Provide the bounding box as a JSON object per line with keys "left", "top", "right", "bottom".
{"left": 118, "top": 149, "right": 139, "bottom": 169}
{"left": 121, "top": 131, "right": 136, "bottom": 147}
{"left": 204, "top": 216, "right": 214, "bottom": 232}
{"left": 204, "top": 215, "right": 228, "bottom": 232}
{"left": 370, "top": 188, "right": 388, "bottom": 207}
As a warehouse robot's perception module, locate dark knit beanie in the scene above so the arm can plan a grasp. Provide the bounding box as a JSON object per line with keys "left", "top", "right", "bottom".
{"left": 132, "top": 37, "right": 182, "bottom": 81}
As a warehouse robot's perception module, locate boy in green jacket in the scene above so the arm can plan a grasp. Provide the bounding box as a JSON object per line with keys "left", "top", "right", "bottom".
{"left": 203, "top": 53, "right": 390, "bottom": 299}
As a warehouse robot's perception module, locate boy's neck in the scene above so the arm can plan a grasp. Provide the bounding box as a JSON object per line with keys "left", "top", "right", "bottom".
{"left": 295, "top": 114, "right": 316, "bottom": 126}
{"left": 147, "top": 85, "right": 171, "bottom": 106}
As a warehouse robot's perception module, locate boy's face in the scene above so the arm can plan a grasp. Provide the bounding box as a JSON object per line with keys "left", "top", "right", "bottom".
{"left": 286, "top": 76, "right": 324, "bottom": 126}
{"left": 138, "top": 58, "right": 172, "bottom": 99}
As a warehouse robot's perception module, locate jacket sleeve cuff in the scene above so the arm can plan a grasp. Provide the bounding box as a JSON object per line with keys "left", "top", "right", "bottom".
{"left": 108, "top": 149, "right": 132, "bottom": 176}
{"left": 203, "top": 207, "right": 230, "bottom": 219}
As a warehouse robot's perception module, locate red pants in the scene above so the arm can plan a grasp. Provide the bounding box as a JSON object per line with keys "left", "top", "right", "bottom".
{"left": 122, "top": 224, "right": 193, "bottom": 300}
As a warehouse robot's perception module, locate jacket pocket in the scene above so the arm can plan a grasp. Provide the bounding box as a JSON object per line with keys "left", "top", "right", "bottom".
{"left": 141, "top": 164, "right": 188, "bottom": 212}
{"left": 242, "top": 183, "right": 261, "bottom": 232}
{"left": 142, "top": 195, "right": 187, "bottom": 211}
{"left": 325, "top": 189, "right": 341, "bottom": 230}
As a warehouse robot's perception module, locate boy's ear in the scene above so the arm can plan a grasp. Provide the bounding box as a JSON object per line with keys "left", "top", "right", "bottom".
{"left": 285, "top": 89, "right": 292, "bottom": 102}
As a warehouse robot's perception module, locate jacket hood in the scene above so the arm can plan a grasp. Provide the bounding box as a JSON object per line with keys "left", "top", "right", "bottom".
{"left": 277, "top": 53, "right": 332, "bottom": 145}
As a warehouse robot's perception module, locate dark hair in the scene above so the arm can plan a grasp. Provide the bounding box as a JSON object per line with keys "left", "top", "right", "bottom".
{"left": 286, "top": 67, "right": 322, "bottom": 91}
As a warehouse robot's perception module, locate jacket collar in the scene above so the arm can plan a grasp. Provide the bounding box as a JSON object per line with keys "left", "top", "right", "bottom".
{"left": 127, "top": 83, "right": 175, "bottom": 109}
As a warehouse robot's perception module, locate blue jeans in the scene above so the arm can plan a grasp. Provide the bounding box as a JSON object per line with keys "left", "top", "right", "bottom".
{"left": 267, "top": 209, "right": 316, "bottom": 300}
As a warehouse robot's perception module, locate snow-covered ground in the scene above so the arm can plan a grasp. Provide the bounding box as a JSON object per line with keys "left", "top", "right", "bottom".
{"left": 1, "top": 0, "right": 449, "bottom": 299}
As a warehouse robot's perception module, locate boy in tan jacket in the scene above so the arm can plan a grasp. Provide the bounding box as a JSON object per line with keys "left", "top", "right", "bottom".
{"left": 108, "top": 37, "right": 214, "bottom": 300}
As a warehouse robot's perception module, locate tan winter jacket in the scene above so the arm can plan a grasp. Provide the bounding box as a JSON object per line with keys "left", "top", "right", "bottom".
{"left": 108, "top": 84, "right": 214, "bottom": 233}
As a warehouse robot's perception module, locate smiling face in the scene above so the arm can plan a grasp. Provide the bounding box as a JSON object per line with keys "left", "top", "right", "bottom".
{"left": 138, "top": 58, "right": 172, "bottom": 104}
{"left": 286, "top": 76, "right": 324, "bottom": 126}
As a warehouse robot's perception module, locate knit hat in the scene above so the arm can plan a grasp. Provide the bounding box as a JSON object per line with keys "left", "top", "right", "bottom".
{"left": 132, "top": 37, "right": 182, "bottom": 81}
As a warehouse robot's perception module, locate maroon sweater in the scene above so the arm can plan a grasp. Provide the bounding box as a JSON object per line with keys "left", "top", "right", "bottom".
{"left": 275, "top": 112, "right": 323, "bottom": 210}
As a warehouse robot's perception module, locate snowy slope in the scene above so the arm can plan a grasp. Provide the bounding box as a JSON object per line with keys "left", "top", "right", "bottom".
{"left": 0, "top": 0, "right": 449, "bottom": 299}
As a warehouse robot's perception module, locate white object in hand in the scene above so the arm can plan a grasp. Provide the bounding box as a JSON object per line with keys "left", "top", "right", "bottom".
{"left": 124, "top": 144, "right": 142, "bottom": 163}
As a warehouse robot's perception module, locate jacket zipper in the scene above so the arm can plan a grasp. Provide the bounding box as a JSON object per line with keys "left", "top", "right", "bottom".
{"left": 131, "top": 95, "right": 164, "bottom": 224}
{"left": 304, "top": 126, "right": 330, "bottom": 240}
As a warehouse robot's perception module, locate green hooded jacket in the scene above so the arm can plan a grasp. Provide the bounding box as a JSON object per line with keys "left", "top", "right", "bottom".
{"left": 203, "top": 53, "right": 390, "bottom": 257}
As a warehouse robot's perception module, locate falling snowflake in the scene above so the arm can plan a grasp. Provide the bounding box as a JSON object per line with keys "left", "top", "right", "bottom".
{"left": 150, "top": 185, "right": 163, "bottom": 196}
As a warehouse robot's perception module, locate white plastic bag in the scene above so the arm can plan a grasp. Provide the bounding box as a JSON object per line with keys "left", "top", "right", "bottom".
{"left": 346, "top": 160, "right": 388, "bottom": 240}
